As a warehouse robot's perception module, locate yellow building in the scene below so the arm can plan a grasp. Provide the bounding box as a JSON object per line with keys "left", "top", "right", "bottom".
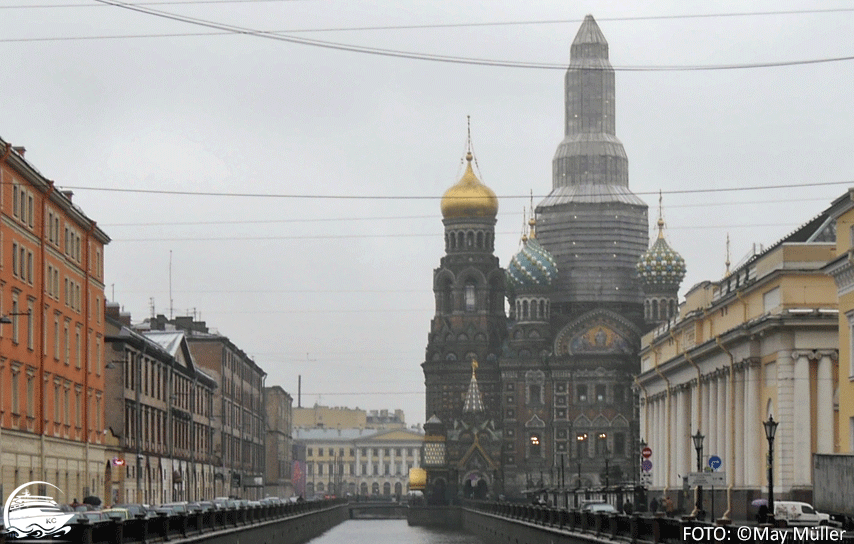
{"left": 295, "top": 427, "right": 423, "bottom": 498}
{"left": 638, "top": 211, "right": 838, "bottom": 521}
{"left": 823, "top": 189, "right": 854, "bottom": 453}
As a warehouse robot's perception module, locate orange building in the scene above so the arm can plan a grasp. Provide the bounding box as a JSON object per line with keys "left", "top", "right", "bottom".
{"left": 0, "top": 140, "right": 110, "bottom": 502}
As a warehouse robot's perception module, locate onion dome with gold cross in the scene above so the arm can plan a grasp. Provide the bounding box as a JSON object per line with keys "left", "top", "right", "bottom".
{"left": 440, "top": 151, "right": 498, "bottom": 220}
{"left": 637, "top": 203, "right": 686, "bottom": 292}
{"left": 506, "top": 215, "right": 558, "bottom": 295}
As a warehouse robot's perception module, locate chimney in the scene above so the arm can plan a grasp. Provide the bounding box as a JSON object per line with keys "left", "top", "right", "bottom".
{"left": 12, "top": 146, "right": 25, "bottom": 157}
{"left": 105, "top": 302, "right": 121, "bottom": 321}
{"left": 61, "top": 190, "right": 74, "bottom": 201}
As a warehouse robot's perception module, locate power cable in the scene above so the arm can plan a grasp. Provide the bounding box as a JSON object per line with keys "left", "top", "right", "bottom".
{"left": 56, "top": 0, "right": 852, "bottom": 71}
{"left": 99, "top": 197, "right": 837, "bottom": 227}
{"left": 58, "top": 178, "right": 854, "bottom": 199}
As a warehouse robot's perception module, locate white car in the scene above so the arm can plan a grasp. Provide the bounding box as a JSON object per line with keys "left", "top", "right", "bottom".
{"left": 773, "top": 501, "right": 839, "bottom": 527}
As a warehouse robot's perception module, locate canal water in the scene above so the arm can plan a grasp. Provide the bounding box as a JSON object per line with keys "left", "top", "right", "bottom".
{"left": 305, "top": 519, "right": 486, "bottom": 544}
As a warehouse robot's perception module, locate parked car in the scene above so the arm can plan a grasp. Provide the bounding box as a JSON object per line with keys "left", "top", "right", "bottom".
{"left": 101, "top": 508, "right": 131, "bottom": 521}
{"left": 774, "top": 501, "right": 838, "bottom": 527}
{"left": 111, "top": 503, "right": 154, "bottom": 519}
{"left": 580, "top": 501, "right": 618, "bottom": 514}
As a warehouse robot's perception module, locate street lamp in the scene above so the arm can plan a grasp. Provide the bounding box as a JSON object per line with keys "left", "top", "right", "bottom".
{"left": 764, "top": 416, "right": 779, "bottom": 525}
{"left": 692, "top": 430, "right": 705, "bottom": 520}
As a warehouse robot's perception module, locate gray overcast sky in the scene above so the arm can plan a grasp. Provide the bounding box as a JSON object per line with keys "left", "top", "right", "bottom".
{"left": 2, "top": 0, "right": 852, "bottom": 426}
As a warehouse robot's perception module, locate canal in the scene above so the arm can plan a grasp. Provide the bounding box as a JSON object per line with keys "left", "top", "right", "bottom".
{"left": 306, "top": 519, "right": 485, "bottom": 544}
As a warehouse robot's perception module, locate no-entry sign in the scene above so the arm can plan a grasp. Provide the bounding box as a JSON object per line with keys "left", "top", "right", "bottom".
{"left": 642, "top": 447, "right": 652, "bottom": 459}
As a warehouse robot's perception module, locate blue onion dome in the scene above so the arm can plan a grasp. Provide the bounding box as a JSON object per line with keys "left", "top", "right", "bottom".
{"left": 507, "top": 219, "right": 558, "bottom": 294}
{"left": 637, "top": 217, "right": 686, "bottom": 290}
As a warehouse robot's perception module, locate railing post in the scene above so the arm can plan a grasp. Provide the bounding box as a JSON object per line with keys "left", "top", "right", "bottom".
{"left": 630, "top": 514, "right": 640, "bottom": 544}
{"left": 652, "top": 514, "right": 662, "bottom": 544}
{"left": 158, "top": 511, "right": 171, "bottom": 542}
{"left": 112, "top": 518, "right": 124, "bottom": 544}
{"left": 77, "top": 517, "right": 94, "bottom": 544}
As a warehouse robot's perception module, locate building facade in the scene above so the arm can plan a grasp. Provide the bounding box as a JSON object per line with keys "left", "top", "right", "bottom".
{"left": 264, "top": 385, "right": 294, "bottom": 498}
{"left": 637, "top": 212, "right": 838, "bottom": 519}
{"left": 295, "top": 427, "right": 423, "bottom": 499}
{"left": 0, "top": 140, "right": 110, "bottom": 502}
{"left": 104, "top": 305, "right": 217, "bottom": 504}
{"left": 824, "top": 189, "right": 854, "bottom": 454}
{"left": 144, "top": 315, "right": 267, "bottom": 499}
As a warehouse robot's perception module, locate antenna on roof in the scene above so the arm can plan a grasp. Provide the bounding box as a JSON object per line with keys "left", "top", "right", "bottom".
{"left": 169, "top": 249, "right": 174, "bottom": 319}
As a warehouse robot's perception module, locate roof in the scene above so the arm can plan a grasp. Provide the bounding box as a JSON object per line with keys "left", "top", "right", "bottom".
{"left": 294, "top": 428, "right": 379, "bottom": 441}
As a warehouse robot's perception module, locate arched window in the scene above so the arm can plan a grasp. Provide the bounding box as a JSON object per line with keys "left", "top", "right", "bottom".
{"left": 669, "top": 299, "right": 676, "bottom": 319}
{"left": 522, "top": 300, "right": 528, "bottom": 320}
{"left": 652, "top": 299, "right": 659, "bottom": 321}
{"left": 383, "top": 482, "right": 391, "bottom": 496}
{"left": 442, "top": 279, "right": 453, "bottom": 313}
{"left": 465, "top": 282, "right": 476, "bottom": 312}
{"left": 466, "top": 231, "right": 474, "bottom": 248}
{"left": 539, "top": 300, "right": 545, "bottom": 319}
{"left": 529, "top": 384, "right": 542, "bottom": 404}
{"left": 477, "top": 231, "right": 484, "bottom": 248}
{"left": 372, "top": 482, "right": 380, "bottom": 495}
{"left": 645, "top": 300, "right": 650, "bottom": 319}
{"left": 529, "top": 434, "right": 541, "bottom": 458}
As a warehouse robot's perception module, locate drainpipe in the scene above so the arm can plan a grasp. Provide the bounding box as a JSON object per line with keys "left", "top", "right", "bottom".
{"left": 40, "top": 182, "right": 55, "bottom": 494}
{"left": 715, "top": 336, "right": 735, "bottom": 522}
{"left": 678, "top": 334, "right": 703, "bottom": 518}
{"left": 652, "top": 347, "right": 671, "bottom": 494}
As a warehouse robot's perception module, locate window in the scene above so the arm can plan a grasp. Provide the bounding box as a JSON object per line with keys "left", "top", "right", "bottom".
{"left": 596, "top": 384, "right": 606, "bottom": 403}
{"left": 577, "top": 385, "right": 587, "bottom": 403}
{"left": 614, "top": 433, "right": 626, "bottom": 456}
{"left": 529, "top": 384, "right": 542, "bottom": 404}
{"left": 465, "top": 282, "right": 476, "bottom": 312}
{"left": 529, "top": 434, "right": 541, "bottom": 457}
{"left": 318, "top": 448, "right": 323, "bottom": 457}
{"left": 576, "top": 433, "right": 588, "bottom": 458}
{"left": 596, "top": 433, "right": 608, "bottom": 455}
{"left": 26, "top": 300, "right": 34, "bottom": 350}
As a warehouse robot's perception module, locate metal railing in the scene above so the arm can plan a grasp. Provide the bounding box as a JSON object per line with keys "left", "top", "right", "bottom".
{"left": 0, "top": 499, "right": 346, "bottom": 544}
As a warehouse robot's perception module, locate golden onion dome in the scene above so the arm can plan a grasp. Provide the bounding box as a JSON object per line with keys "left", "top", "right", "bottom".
{"left": 440, "top": 152, "right": 498, "bottom": 219}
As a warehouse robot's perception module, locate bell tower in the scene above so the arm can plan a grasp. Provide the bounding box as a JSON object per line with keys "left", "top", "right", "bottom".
{"left": 423, "top": 122, "right": 506, "bottom": 425}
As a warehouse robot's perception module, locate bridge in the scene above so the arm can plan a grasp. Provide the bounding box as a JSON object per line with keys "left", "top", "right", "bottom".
{"left": 3, "top": 499, "right": 852, "bottom": 544}
{"left": 347, "top": 500, "right": 408, "bottom": 519}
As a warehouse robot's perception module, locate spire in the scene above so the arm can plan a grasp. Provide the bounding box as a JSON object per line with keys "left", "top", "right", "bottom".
{"left": 528, "top": 190, "right": 537, "bottom": 239}
{"left": 657, "top": 190, "right": 665, "bottom": 239}
{"left": 463, "top": 359, "right": 485, "bottom": 413}
{"left": 570, "top": 14, "right": 609, "bottom": 61}
{"left": 725, "top": 233, "right": 731, "bottom": 276}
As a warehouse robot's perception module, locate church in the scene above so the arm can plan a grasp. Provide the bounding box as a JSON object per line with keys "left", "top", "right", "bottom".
{"left": 420, "top": 15, "right": 686, "bottom": 499}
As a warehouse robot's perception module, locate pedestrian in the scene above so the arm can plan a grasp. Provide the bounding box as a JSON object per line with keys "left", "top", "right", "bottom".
{"left": 649, "top": 497, "right": 659, "bottom": 513}
{"left": 623, "top": 501, "right": 633, "bottom": 515}
{"left": 664, "top": 496, "right": 674, "bottom": 516}
{"left": 756, "top": 504, "right": 769, "bottom": 524}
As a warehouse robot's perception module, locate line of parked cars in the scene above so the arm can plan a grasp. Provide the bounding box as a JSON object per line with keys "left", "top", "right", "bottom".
{"left": 62, "top": 496, "right": 298, "bottom": 525}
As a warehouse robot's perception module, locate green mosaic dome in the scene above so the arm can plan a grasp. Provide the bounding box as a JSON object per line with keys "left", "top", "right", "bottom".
{"left": 637, "top": 233, "right": 686, "bottom": 290}
{"left": 507, "top": 236, "right": 558, "bottom": 294}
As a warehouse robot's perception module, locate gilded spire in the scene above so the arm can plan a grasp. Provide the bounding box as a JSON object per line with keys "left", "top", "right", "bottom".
{"left": 725, "top": 233, "right": 731, "bottom": 276}
{"left": 657, "top": 190, "right": 665, "bottom": 239}
{"left": 528, "top": 189, "right": 537, "bottom": 239}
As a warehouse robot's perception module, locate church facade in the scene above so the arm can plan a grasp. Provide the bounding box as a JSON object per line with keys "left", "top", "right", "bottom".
{"left": 422, "top": 15, "right": 686, "bottom": 499}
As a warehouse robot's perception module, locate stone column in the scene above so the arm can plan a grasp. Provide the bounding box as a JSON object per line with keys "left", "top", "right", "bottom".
{"left": 733, "top": 364, "right": 745, "bottom": 485}
{"left": 717, "top": 370, "right": 727, "bottom": 478}
{"left": 792, "top": 351, "right": 811, "bottom": 487}
{"left": 743, "top": 362, "right": 756, "bottom": 487}
{"left": 816, "top": 351, "right": 835, "bottom": 453}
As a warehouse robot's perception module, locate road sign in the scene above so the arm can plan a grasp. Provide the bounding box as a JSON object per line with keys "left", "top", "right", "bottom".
{"left": 688, "top": 471, "right": 725, "bottom": 486}
{"left": 708, "top": 455, "right": 722, "bottom": 471}
{"left": 642, "top": 447, "right": 652, "bottom": 459}
{"left": 641, "top": 460, "right": 653, "bottom": 472}
{"left": 112, "top": 458, "right": 126, "bottom": 466}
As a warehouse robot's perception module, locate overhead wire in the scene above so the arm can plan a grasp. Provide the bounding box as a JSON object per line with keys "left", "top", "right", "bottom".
{"left": 56, "top": 178, "right": 854, "bottom": 199}
{"left": 27, "top": 0, "right": 842, "bottom": 71}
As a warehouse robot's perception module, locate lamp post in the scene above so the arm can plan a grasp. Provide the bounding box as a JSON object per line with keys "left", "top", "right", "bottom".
{"left": 763, "top": 416, "right": 779, "bottom": 524}
{"left": 692, "top": 430, "right": 705, "bottom": 520}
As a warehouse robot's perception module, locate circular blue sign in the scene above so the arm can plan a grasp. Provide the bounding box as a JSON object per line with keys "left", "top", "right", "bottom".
{"left": 708, "top": 455, "right": 722, "bottom": 470}
{"left": 641, "top": 459, "right": 653, "bottom": 472}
